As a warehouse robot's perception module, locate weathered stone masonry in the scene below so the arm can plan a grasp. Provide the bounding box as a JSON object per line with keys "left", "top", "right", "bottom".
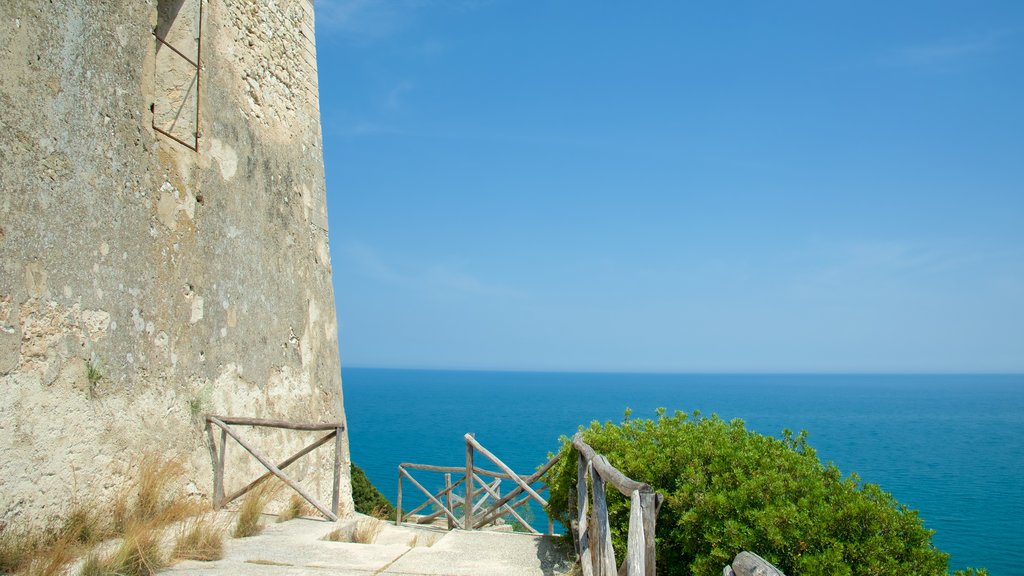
{"left": 0, "top": 0, "right": 352, "bottom": 526}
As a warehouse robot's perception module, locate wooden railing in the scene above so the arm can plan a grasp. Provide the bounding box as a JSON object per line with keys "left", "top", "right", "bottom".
{"left": 205, "top": 416, "right": 346, "bottom": 521}
{"left": 395, "top": 433, "right": 562, "bottom": 534}
{"left": 572, "top": 432, "right": 664, "bottom": 576}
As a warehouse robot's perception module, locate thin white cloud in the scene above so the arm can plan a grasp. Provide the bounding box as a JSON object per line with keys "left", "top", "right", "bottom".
{"left": 886, "top": 30, "right": 1009, "bottom": 69}
{"left": 340, "top": 241, "right": 526, "bottom": 299}
{"left": 342, "top": 121, "right": 404, "bottom": 136}
{"left": 315, "top": 0, "right": 494, "bottom": 39}
{"left": 792, "top": 239, "right": 1005, "bottom": 297}
{"left": 386, "top": 81, "right": 414, "bottom": 109}
{"left": 315, "top": 0, "right": 420, "bottom": 39}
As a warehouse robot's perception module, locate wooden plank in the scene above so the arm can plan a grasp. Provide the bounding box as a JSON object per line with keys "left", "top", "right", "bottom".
{"left": 205, "top": 421, "right": 223, "bottom": 508}
{"left": 221, "top": 430, "right": 337, "bottom": 506}
{"left": 473, "top": 474, "right": 538, "bottom": 534}
{"left": 473, "top": 482, "right": 547, "bottom": 528}
{"left": 640, "top": 492, "right": 660, "bottom": 576}
{"left": 208, "top": 417, "right": 337, "bottom": 521}
{"left": 577, "top": 455, "right": 594, "bottom": 576}
{"left": 470, "top": 452, "right": 561, "bottom": 528}
{"left": 400, "top": 463, "right": 466, "bottom": 474}
{"left": 591, "top": 463, "right": 617, "bottom": 576}
{"left": 465, "top": 434, "right": 548, "bottom": 507}
{"left": 400, "top": 467, "right": 460, "bottom": 525}
{"left": 731, "top": 551, "right": 786, "bottom": 576}
{"left": 573, "top": 433, "right": 649, "bottom": 497}
{"left": 395, "top": 468, "right": 403, "bottom": 526}
{"left": 217, "top": 427, "right": 227, "bottom": 507}
{"left": 397, "top": 463, "right": 529, "bottom": 481}
{"left": 208, "top": 415, "right": 341, "bottom": 431}
{"left": 465, "top": 433, "right": 475, "bottom": 530}
{"left": 415, "top": 478, "right": 476, "bottom": 523}
{"left": 445, "top": 473, "right": 455, "bottom": 530}
{"left": 332, "top": 426, "right": 344, "bottom": 515}
{"left": 626, "top": 490, "right": 644, "bottom": 576}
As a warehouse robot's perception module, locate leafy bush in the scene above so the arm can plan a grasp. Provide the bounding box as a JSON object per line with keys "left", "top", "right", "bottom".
{"left": 351, "top": 463, "right": 394, "bottom": 518}
{"left": 544, "top": 409, "right": 963, "bottom": 576}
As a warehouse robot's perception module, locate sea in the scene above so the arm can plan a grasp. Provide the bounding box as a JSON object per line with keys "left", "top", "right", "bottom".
{"left": 342, "top": 368, "right": 1024, "bottom": 574}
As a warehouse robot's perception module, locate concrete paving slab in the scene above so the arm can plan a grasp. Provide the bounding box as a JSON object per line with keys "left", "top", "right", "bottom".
{"left": 163, "top": 515, "right": 411, "bottom": 576}
{"left": 381, "top": 530, "right": 574, "bottom": 576}
{"left": 159, "top": 515, "right": 575, "bottom": 576}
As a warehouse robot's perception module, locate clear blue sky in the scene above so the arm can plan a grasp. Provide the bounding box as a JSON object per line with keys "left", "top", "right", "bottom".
{"left": 313, "top": 1, "right": 1023, "bottom": 373}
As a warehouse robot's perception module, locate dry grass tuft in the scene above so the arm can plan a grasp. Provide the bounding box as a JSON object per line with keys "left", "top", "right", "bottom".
{"left": 126, "top": 454, "right": 187, "bottom": 527}
{"left": 79, "top": 524, "right": 164, "bottom": 576}
{"left": 352, "top": 517, "right": 385, "bottom": 544}
{"left": 0, "top": 503, "right": 106, "bottom": 576}
{"left": 368, "top": 504, "right": 392, "bottom": 520}
{"left": 0, "top": 526, "right": 46, "bottom": 574}
{"left": 60, "top": 505, "right": 108, "bottom": 547}
{"left": 232, "top": 481, "right": 281, "bottom": 538}
{"left": 276, "top": 494, "right": 306, "bottom": 523}
{"left": 1, "top": 453, "right": 201, "bottom": 576}
{"left": 172, "top": 515, "right": 224, "bottom": 562}
{"left": 23, "top": 536, "right": 75, "bottom": 576}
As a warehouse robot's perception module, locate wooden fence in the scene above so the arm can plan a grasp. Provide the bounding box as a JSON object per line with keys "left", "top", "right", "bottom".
{"left": 572, "top": 432, "right": 664, "bottom": 576}
{"left": 205, "top": 415, "right": 346, "bottom": 521}
{"left": 395, "top": 433, "right": 562, "bottom": 534}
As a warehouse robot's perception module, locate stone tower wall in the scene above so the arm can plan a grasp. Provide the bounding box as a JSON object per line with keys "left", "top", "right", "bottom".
{"left": 0, "top": 0, "right": 352, "bottom": 526}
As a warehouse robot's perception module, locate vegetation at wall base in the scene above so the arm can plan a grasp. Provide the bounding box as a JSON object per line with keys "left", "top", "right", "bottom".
{"left": 351, "top": 463, "right": 394, "bottom": 518}
{"left": 543, "top": 409, "right": 981, "bottom": 576}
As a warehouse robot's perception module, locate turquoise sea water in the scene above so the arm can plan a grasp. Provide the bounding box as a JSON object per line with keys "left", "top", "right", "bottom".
{"left": 343, "top": 369, "right": 1024, "bottom": 574}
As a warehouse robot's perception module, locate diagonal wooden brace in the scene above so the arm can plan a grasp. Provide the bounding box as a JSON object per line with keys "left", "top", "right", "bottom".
{"left": 208, "top": 417, "right": 337, "bottom": 521}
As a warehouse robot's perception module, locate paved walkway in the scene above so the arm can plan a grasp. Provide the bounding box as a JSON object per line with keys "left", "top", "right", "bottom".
{"left": 162, "top": 515, "right": 575, "bottom": 576}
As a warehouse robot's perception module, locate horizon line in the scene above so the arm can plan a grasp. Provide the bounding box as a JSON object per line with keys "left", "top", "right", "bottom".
{"left": 341, "top": 365, "right": 1024, "bottom": 377}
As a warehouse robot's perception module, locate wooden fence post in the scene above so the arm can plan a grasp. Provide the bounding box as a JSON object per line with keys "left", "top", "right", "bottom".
{"left": 626, "top": 490, "right": 645, "bottom": 576}
{"left": 640, "top": 491, "right": 661, "bottom": 576}
{"left": 332, "top": 425, "right": 344, "bottom": 516}
{"left": 464, "top": 433, "right": 475, "bottom": 530}
{"left": 396, "top": 467, "right": 403, "bottom": 526}
{"left": 591, "top": 457, "right": 617, "bottom": 576}
{"left": 445, "top": 473, "right": 455, "bottom": 530}
{"left": 577, "top": 454, "right": 594, "bottom": 576}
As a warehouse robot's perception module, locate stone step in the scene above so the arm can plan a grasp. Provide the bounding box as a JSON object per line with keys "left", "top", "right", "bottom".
{"left": 161, "top": 514, "right": 575, "bottom": 576}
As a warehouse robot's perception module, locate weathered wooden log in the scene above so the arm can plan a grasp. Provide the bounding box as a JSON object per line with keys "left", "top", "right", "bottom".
{"left": 205, "top": 422, "right": 224, "bottom": 508}
{"left": 465, "top": 433, "right": 475, "bottom": 530}
{"left": 640, "top": 491, "right": 662, "bottom": 576}
{"left": 208, "top": 415, "right": 341, "bottom": 431}
{"left": 626, "top": 490, "right": 645, "bottom": 576}
{"left": 469, "top": 453, "right": 561, "bottom": 529}
{"left": 591, "top": 460, "right": 617, "bottom": 576}
{"left": 465, "top": 434, "right": 548, "bottom": 507}
{"left": 207, "top": 417, "right": 337, "bottom": 521}
{"left": 730, "top": 551, "right": 786, "bottom": 576}
{"left": 573, "top": 433, "right": 650, "bottom": 497}
{"left": 723, "top": 567, "right": 736, "bottom": 576}
{"left": 332, "top": 426, "right": 344, "bottom": 515}
{"left": 473, "top": 474, "right": 538, "bottom": 534}
{"left": 395, "top": 469, "right": 403, "bottom": 525}
{"left": 473, "top": 489, "right": 534, "bottom": 529}
{"left": 403, "top": 474, "right": 463, "bottom": 519}
{"left": 398, "top": 462, "right": 524, "bottom": 479}
{"left": 222, "top": 429, "right": 337, "bottom": 507}
{"left": 577, "top": 455, "right": 594, "bottom": 576}
{"left": 399, "top": 466, "right": 460, "bottom": 525}
{"left": 445, "top": 473, "right": 455, "bottom": 530}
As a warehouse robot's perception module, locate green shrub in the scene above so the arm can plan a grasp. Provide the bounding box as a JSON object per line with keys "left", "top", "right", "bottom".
{"left": 351, "top": 463, "right": 394, "bottom": 518}
{"left": 544, "top": 409, "right": 964, "bottom": 576}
